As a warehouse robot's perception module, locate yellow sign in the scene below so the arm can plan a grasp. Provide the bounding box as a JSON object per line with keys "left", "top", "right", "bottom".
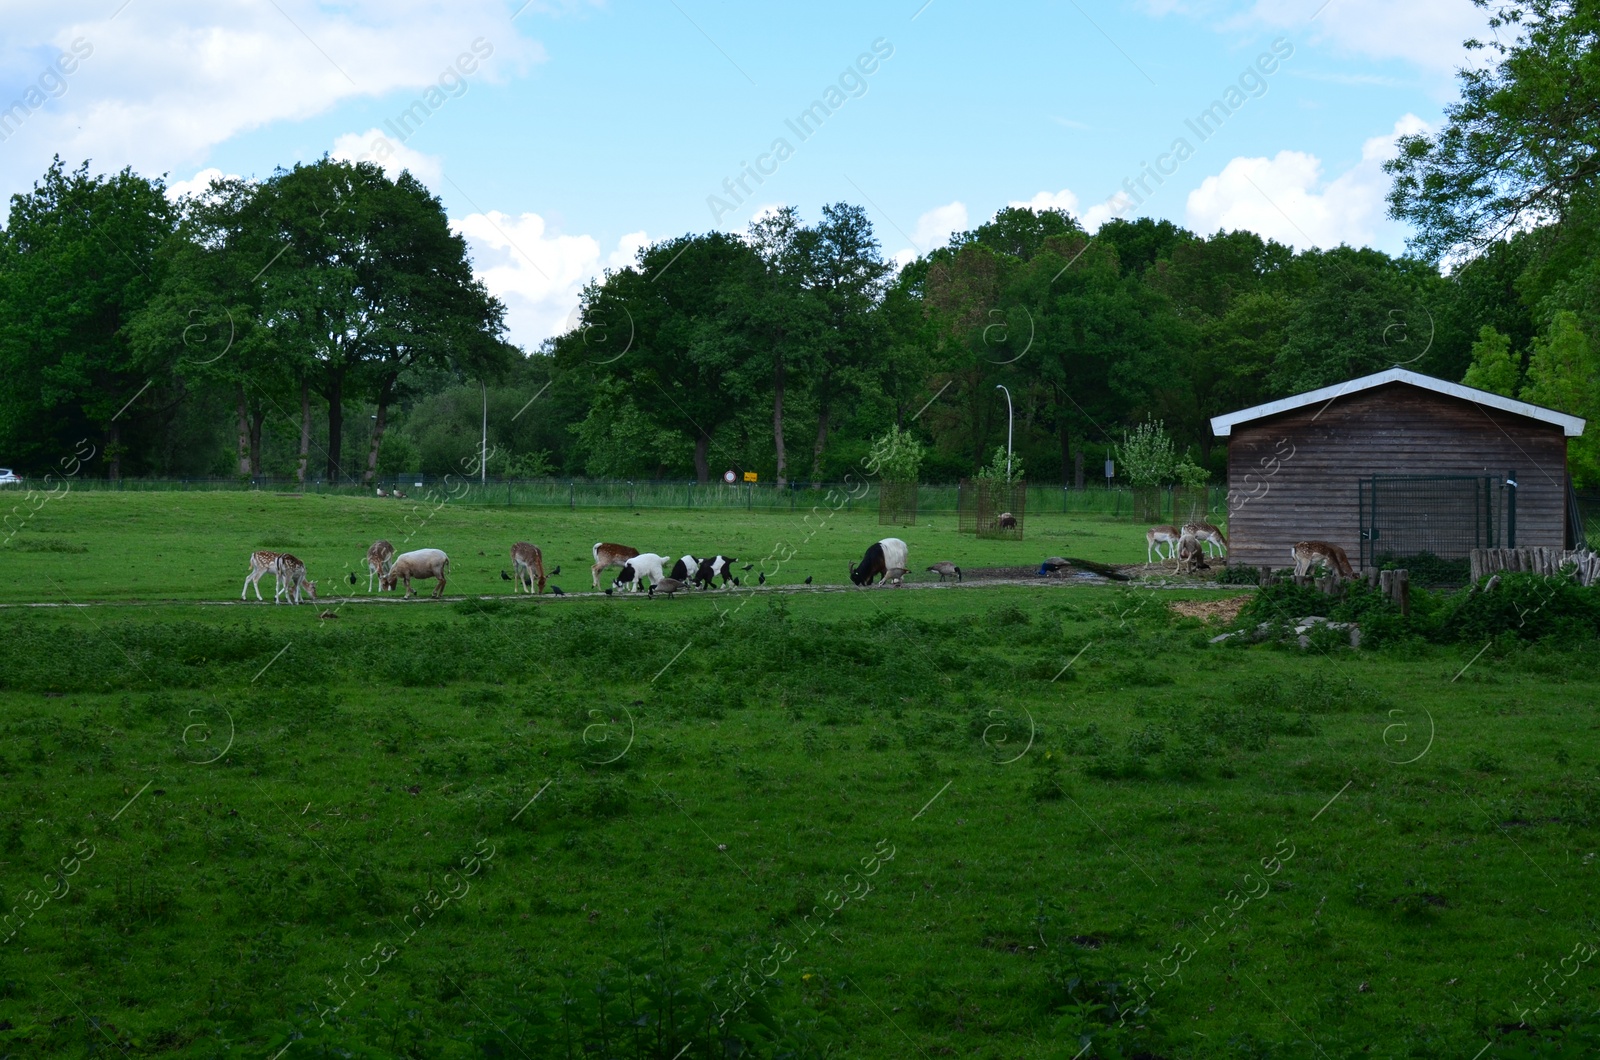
{"left": 743, "top": 471, "right": 758, "bottom": 482}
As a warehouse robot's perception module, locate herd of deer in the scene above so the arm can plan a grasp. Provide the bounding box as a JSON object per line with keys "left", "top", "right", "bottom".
{"left": 1144, "top": 522, "right": 1356, "bottom": 579}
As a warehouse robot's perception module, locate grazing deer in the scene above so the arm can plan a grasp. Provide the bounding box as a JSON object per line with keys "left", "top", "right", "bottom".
{"left": 1292, "top": 541, "right": 1354, "bottom": 580}
{"left": 1182, "top": 522, "right": 1229, "bottom": 558}
{"left": 1175, "top": 533, "right": 1209, "bottom": 574}
{"left": 1146, "top": 525, "right": 1180, "bottom": 564}
{"left": 274, "top": 554, "right": 316, "bottom": 605}
{"left": 242, "top": 550, "right": 283, "bottom": 601}
{"left": 365, "top": 539, "right": 395, "bottom": 592}
{"left": 592, "top": 542, "right": 640, "bottom": 590}
{"left": 510, "top": 541, "right": 546, "bottom": 595}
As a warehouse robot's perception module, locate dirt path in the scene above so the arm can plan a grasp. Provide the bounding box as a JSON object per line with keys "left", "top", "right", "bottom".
{"left": 0, "top": 566, "right": 1236, "bottom": 610}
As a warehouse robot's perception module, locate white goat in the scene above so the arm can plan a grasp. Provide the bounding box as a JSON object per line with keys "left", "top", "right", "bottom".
{"left": 615, "top": 553, "right": 671, "bottom": 593}
{"left": 381, "top": 548, "right": 451, "bottom": 599}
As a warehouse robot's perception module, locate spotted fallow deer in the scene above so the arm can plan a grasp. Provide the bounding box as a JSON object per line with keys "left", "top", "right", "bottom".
{"left": 511, "top": 541, "right": 546, "bottom": 595}
{"left": 365, "top": 540, "right": 395, "bottom": 592}
{"left": 242, "top": 550, "right": 283, "bottom": 601}
{"left": 274, "top": 554, "right": 316, "bottom": 605}
{"left": 1292, "top": 541, "right": 1355, "bottom": 580}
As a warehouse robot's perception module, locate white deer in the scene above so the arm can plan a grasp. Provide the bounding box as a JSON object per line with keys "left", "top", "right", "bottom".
{"left": 1182, "top": 522, "right": 1228, "bottom": 558}
{"left": 1146, "top": 525, "right": 1180, "bottom": 564}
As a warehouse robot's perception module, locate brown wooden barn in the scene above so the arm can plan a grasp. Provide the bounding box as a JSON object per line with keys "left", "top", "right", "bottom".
{"left": 1209, "top": 368, "right": 1586, "bottom": 571}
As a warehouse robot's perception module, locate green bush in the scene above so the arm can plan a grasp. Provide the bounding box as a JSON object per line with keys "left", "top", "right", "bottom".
{"left": 1217, "top": 564, "right": 1260, "bottom": 585}
{"left": 1440, "top": 573, "right": 1600, "bottom": 643}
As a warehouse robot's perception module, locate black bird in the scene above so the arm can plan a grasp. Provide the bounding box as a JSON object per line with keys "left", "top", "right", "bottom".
{"left": 804, "top": 575, "right": 812, "bottom": 585}
{"left": 758, "top": 572, "right": 765, "bottom": 585}
{"left": 732, "top": 577, "right": 742, "bottom": 587}
{"left": 551, "top": 565, "right": 561, "bottom": 576}
{"left": 500, "top": 570, "right": 512, "bottom": 581}
{"left": 551, "top": 586, "right": 566, "bottom": 595}
{"left": 742, "top": 563, "right": 753, "bottom": 571}
{"left": 605, "top": 588, "right": 613, "bottom": 596}
{"left": 347, "top": 571, "right": 358, "bottom": 586}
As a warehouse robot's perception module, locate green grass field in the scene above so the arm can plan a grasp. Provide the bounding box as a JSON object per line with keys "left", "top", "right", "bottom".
{"left": 0, "top": 491, "right": 1142, "bottom": 603}
{"left": 1, "top": 493, "right": 1598, "bottom": 1058}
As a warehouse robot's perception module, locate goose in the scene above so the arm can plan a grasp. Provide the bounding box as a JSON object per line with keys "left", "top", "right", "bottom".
{"left": 648, "top": 577, "right": 690, "bottom": 598}
{"left": 926, "top": 561, "right": 962, "bottom": 582}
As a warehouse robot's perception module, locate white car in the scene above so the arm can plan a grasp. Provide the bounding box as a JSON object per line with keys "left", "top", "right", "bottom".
{"left": 0, "top": 468, "right": 20, "bottom": 486}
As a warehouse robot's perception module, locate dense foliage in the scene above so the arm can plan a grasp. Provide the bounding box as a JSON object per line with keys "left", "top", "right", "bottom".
{"left": 3, "top": 4, "right": 1599, "bottom": 487}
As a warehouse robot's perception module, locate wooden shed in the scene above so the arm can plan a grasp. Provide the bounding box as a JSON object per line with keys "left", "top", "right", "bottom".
{"left": 1209, "top": 368, "right": 1586, "bottom": 571}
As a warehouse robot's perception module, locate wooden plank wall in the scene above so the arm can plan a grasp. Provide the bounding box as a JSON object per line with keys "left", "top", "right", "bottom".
{"left": 1225, "top": 384, "right": 1569, "bottom": 569}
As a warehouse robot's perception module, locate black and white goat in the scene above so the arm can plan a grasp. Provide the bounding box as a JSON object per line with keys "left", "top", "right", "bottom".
{"left": 849, "top": 537, "right": 909, "bottom": 586}
{"left": 669, "top": 556, "right": 702, "bottom": 583}
{"left": 693, "top": 555, "right": 737, "bottom": 589}
{"left": 615, "top": 553, "right": 671, "bottom": 592}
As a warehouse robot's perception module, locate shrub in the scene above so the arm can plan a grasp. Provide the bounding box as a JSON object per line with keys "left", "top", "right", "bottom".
{"left": 1234, "top": 580, "right": 1335, "bottom": 631}
{"left": 1217, "top": 565, "right": 1260, "bottom": 585}
{"left": 1439, "top": 573, "right": 1600, "bottom": 643}
{"left": 1375, "top": 550, "right": 1469, "bottom": 587}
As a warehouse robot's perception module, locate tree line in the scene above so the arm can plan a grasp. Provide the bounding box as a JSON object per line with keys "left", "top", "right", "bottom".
{"left": 1, "top": 1, "right": 1595, "bottom": 487}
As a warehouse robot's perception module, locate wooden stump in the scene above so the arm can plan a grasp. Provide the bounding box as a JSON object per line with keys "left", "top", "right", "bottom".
{"left": 1378, "top": 569, "right": 1410, "bottom": 615}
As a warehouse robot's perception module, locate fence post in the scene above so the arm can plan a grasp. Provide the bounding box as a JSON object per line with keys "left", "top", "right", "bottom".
{"left": 569, "top": 482, "right": 575, "bottom": 511}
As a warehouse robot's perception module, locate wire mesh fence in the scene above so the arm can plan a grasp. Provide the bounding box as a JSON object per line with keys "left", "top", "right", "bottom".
{"left": 1357, "top": 474, "right": 1512, "bottom": 567}
{"left": 878, "top": 480, "right": 918, "bottom": 526}
{"left": 41, "top": 476, "right": 1231, "bottom": 519}
{"left": 972, "top": 480, "right": 1026, "bottom": 540}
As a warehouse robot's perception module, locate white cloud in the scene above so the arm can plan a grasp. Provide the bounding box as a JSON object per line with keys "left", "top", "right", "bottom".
{"left": 1184, "top": 114, "right": 1428, "bottom": 252}
{"left": 1240, "top": 0, "right": 1490, "bottom": 81}
{"left": 0, "top": 1, "right": 545, "bottom": 201}
{"left": 1010, "top": 188, "right": 1081, "bottom": 215}
{"left": 892, "top": 200, "right": 968, "bottom": 267}
{"left": 454, "top": 210, "right": 649, "bottom": 351}
{"left": 331, "top": 129, "right": 443, "bottom": 187}
{"left": 164, "top": 166, "right": 241, "bottom": 202}
{"left": 1007, "top": 187, "right": 1133, "bottom": 234}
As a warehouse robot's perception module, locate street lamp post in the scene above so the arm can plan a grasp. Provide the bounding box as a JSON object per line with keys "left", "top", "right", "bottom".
{"left": 995, "top": 384, "right": 1013, "bottom": 480}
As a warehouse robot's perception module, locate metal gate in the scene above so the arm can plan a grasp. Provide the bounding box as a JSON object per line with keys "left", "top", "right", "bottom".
{"left": 1357, "top": 473, "right": 1515, "bottom": 567}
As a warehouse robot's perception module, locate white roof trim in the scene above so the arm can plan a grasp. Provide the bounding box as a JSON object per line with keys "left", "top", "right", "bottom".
{"left": 1209, "top": 367, "right": 1586, "bottom": 437}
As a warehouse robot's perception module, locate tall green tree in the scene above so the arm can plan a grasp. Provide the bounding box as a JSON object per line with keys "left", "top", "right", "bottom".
{"left": 1462, "top": 324, "right": 1521, "bottom": 396}
{"left": 563, "top": 232, "right": 762, "bottom": 483}
{"left": 0, "top": 159, "right": 174, "bottom": 476}
{"left": 130, "top": 176, "right": 290, "bottom": 478}
{"left": 1386, "top": 0, "right": 1600, "bottom": 261}
{"left": 1520, "top": 310, "right": 1600, "bottom": 484}
{"left": 803, "top": 203, "right": 891, "bottom": 479}
{"left": 746, "top": 206, "right": 814, "bottom": 487}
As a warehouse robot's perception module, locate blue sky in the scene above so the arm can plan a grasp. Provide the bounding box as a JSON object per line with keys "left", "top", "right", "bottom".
{"left": 1, "top": 1, "right": 1492, "bottom": 350}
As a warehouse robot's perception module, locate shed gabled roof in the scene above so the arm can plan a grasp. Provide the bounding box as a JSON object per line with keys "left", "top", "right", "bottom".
{"left": 1209, "top": 367, "right": 1586, "bottom": 438}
